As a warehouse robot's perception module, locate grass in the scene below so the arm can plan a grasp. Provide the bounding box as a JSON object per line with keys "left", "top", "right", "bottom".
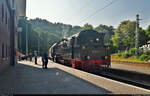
{"left": 111, "top": 54, "right": 148, "bottom": 63}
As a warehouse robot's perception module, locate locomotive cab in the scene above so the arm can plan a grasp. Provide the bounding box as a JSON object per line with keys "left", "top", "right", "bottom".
{"left": 49, "top": 30, "right": 111, "bottom": 73}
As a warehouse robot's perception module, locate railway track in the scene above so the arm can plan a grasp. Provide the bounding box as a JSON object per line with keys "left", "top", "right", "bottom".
{"left": 94, "top": 68, "right": 150, "bottom": 90}
{"left": 89, "top": 68, "right": 150, "bottom": 90}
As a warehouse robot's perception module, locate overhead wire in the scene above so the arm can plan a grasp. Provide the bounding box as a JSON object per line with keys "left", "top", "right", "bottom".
{"left": 76, "top": 0, "right": 93, "bottom": 14}
{"left": 67, "top": 0, "right": 93, "bottom": 25}
{"left": 62, "top": 0, "right": 93, "bottom": 37}
{"left": 78, "top": 0, "right": 119, "bottom": 25}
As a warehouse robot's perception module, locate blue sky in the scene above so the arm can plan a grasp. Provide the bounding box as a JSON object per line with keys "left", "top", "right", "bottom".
{"left": 27, "top": 0, "right": 150, "bottom": 29}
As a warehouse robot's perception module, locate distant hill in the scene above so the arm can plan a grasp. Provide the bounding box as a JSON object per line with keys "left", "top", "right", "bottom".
{"left": 29, "top": 18, "right": 82, "bottom": 38}
{"left": 18, "top": 17, "right": 115, "bottom": 55}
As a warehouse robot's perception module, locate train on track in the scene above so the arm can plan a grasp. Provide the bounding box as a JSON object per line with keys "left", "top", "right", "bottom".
{"left": 49, "top": 30, "right": 111, "bottom": 72}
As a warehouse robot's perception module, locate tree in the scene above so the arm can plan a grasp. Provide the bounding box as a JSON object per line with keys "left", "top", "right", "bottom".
{"left": 139, "top": 28, "right": 149, "bottom": 47}
{"left": 146, "top": 25, "right": 150, "bottom": 38}
{"left": 95, "top": 24, "right": 114, "bottom": 44}
{"left": 18, "top": 17, "right": 40, "bottom": 54}
{"left": 82, "top": 23, "right": 93, "bottom": 30}
{"left": 111, "top": 20, "right": 149, "bottom": 52}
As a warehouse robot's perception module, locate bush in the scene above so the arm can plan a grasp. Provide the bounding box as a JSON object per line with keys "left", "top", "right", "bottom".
{"left": 121, "top": 52, "right": 131, "bottom": 58}
{"left": 138, "top": 54, "right": 150, "bottom": 61}
{"left": 145, "top": 51, "right": 150, "bottom": 55}
{"left": 118, "top": 53, "right": 122, "bottom": 57}
{"left": 128, "top": 48, "right": 136, "bottom": 56}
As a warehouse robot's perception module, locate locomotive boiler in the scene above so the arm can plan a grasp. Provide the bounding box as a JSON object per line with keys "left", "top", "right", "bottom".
{"left": 49, "top": 30, "right": 111, "bottom": 72}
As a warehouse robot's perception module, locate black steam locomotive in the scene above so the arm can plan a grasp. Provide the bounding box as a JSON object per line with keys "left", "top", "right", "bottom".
{"left": 49, "top": 30, "right": 111, "bottom": 72}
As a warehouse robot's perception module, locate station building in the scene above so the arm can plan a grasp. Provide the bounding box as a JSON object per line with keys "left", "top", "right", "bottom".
{"left": 0, "top": 0, "right": 26, "bottom": 73}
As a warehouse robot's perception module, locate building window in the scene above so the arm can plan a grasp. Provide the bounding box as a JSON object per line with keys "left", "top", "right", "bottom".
{"left": 2, "top": 43, "right": 4, "bottom": 58}
{"left": 6, "top": 13, "right": 7, "bottom": 24}
{"left": 2, "top": 4, "right": 4, "bottom": 22}
{"left": 12, "top": 0, "right": 15, "bottom": 8}
{"left": 8, "top": 18, "right": 9, "bottom": 29}
{"left": 6, "top": 45, "right": 7, "bottom": 58}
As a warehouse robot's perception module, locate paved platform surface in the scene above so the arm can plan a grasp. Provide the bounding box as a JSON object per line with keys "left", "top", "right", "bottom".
{"left": 111, "top": 62, "right": 150, "bottom": 74}
{"left": 0, "top": 59, "right": 110, "bottom": 95}
{"left": 1, "top": 59, "right": 150, "bottom": 95}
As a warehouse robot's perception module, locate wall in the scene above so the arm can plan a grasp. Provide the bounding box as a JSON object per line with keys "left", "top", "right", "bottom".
{"left": 0, "top": 0, "right": 11, "bottom": 73}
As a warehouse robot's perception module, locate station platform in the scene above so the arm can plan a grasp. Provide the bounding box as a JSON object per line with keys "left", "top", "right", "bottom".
{"left": 0, "top": 60, "right": 110, "bottom": 95}
{"left": 0, "top": 58, "right": 150, "bottom": 95}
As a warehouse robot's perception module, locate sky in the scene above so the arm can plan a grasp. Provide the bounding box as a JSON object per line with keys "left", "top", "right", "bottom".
{"left": 27, "top": 0, "right": 150, "bottom": 29}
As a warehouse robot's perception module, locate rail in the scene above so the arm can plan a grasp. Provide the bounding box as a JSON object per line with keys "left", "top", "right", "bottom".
{"left": 95, "top": 68, "right": 150, "bottom": 90}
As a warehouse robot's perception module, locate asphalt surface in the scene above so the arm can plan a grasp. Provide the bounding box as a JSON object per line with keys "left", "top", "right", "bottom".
{"left": 0, "top": 59, "right": 110, "bottom": 95}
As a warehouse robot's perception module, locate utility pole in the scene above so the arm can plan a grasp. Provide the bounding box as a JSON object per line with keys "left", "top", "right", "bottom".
{"left": 135, "top": 14, "right": 141, "bottom": 58}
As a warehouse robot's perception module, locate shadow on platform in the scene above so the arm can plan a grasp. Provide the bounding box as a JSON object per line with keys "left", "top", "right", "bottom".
{"left": 0, "top": 62, "right": 111, "bottom": 94}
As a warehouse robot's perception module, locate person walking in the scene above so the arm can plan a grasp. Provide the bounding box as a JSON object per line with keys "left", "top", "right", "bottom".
{"left": 29, "top": 53, "right": 32, "bottom": 62}
{"left": 18, "top": 52, "right": 21, "bottom": 61}
{"left": 42, "top": 52, "right": 48, "bottom": 69}
{"left": 34, "top": 51, "right": 38, "bottom": 64}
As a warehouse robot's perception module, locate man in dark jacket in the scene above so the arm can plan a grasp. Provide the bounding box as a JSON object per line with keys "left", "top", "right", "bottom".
{"left": 34, "top": 51, "right": 38, "bottom": 64}
{"left": 42, "top": 53, "right": 48, "bottom": 69}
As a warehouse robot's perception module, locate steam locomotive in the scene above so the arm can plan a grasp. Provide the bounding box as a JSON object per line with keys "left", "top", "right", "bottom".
{"left": 49, "top": 30, "right": 111, "bottom": 72}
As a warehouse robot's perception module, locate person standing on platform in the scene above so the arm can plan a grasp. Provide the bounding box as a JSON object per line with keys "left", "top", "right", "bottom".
{"left": 29, "top": 53, "right": 32, "bottom": 62}
{"left": 18, "top": 52, "right": 21, "bottom": 61}
{"left": 42, "top": 52, "right": 48, "bottom": 69}
{"left": 34, "top": 51, "right": 38, "bottom": 64}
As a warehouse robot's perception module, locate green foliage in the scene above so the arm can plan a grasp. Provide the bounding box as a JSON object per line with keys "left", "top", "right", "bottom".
{"left": 95, "top": 24, "right": 114, "bottom": 44}
{"left": 18, "top": 17, "right": 150, "bottom": 57}
{"left": 120, "top": 52, "right": 131, "bottom": 58}
{"left": 118, "top": 53, "right": 122, "bottom": 57}
{"left": 138, "top": 54, "right": 150, "bottom": 61}
{"left": 128, "top": 48, "right": 136, "bottom": 56}
{"left": 30, "top": 18, "right": 82, "bottom": 38}
{"left": 18, "top": 17, "right": 37, "bottom": 54}
{"left": 145, "top": 51, "right": 150, "bottom": 55}
{"left": 82, "top": 23, "right": 93, "bottom": 30}
{"left": 18, "top": 18, "right": 82, "bottom": 55}
{"left": 146, "top": 25, "right": 150, "bottom": 38}
{"left": 111, "top": 20, "right": 136, "bottom": 51}
{"left": 139, "top": 28, "right": 149, "bottom": 47}
{"left": 111, "top": 20, "right": 149, "bottom": 51}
